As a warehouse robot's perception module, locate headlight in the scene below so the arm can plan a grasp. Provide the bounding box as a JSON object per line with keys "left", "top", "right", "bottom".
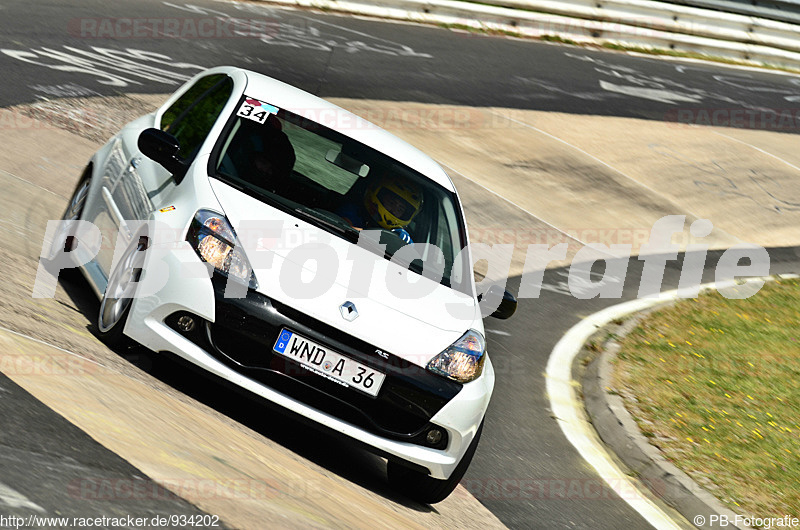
{"left": 426, "top": 330, "right": 486, "bottom": 383}
{"left": 186, "top": 209, "right": 258, "bottom": 289}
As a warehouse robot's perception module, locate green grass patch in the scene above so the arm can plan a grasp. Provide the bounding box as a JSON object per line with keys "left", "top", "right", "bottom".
{"left": 540, "top": 34, "right": 581, "bottom": 46}
{"left": 436, "top": 22, "right": 522, "bottom": 38}
{"left": 613, "top": 279, "right": 800, "bottom": 516}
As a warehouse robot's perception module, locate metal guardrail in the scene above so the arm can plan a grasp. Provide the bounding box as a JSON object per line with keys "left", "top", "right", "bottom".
{"left": 666, "top": 0, "right": 800, "bottom": 25}
{"left": 471, "top": 0, "right": 800, "bottom": 53}
{"left": 263, "top": 0, "right": 800, "bottom": 70}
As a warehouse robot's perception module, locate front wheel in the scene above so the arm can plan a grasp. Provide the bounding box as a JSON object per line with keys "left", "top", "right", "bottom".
{"left": 97, "top": 236, "right": 148, "bottom": 346}
{"left": 387, "top": 421, "right": 484, "bottom": 504}
{"left": 49, "top": 171, "right": 91, "bottom": 259}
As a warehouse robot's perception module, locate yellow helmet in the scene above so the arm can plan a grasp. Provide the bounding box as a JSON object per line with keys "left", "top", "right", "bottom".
{"left": 364, "top": 177, "right": 423, "bottom": 230}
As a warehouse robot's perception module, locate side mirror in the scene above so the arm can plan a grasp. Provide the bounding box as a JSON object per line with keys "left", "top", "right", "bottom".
{"left": 477, "top": 284, "right": 518, "bottom": 320}
{"left": 138, "top": 128, "right": 188, "bottom": 182}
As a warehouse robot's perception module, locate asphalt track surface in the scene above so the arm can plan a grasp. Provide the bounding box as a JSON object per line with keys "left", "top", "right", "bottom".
{"left": 2, "top": 0, "right": 800, "bottom": 528}
{"left": 0, "top": 368, "right": 231, "bottom": 527}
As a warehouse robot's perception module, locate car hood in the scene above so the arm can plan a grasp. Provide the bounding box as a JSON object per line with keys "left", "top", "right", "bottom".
{"left": 209, "top": 179, "right": 480, "bottom": 367}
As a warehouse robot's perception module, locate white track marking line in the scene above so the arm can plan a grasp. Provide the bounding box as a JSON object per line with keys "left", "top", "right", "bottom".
{"left": 441, "top": 163, "right": 599, "bottom": 250}
{"left": 0, "top": 325, "right": 108, "bottom": 370}
{"left": 547, "top": 298, "right": 683, "bottom": 530}
{"left": 488, "top": 111, "right": 744, "bottom": 244}
{"left": 711, "top": 129, "right": 800, "bottom": 173}
{"left": 0, "top": 481, "right": 46, "bottom": 512}
{"left": 0, "top": 168, "right": 66, "bottom": 199}
{"left": 625, "top": 52, "right": 800, "bottom": 77}
{"left": 545, "top": 275, "right": 796, "bottom": 529}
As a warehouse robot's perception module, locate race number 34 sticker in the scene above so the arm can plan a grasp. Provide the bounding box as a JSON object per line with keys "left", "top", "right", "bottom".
{"left": 237, "top": 98, "right": 278, "bottom": 124}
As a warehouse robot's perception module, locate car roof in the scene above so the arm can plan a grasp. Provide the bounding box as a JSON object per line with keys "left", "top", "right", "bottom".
{"left": 240, "top": 69, "right": 456, "bottom": 192}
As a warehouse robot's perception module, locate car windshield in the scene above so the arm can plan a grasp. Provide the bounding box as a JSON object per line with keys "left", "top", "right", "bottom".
{"left": 212, "top": 97, "right": 471, "bottom": 294}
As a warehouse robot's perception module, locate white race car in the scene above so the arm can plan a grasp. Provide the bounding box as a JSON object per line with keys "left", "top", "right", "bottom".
{"left": 47, "top": 66, "right": 516, "bottom": 503}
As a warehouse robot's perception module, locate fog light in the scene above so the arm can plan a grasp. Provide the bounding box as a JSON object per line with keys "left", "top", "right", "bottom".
{"left": 426, "top": 428, "right": 443, "bottom": 445}
{"left": 177, "top": 315, "right": 196, "bottom": 333}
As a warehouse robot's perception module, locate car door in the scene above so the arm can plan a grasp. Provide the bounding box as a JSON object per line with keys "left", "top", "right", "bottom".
{"left": 89, "top": 73, "right": 234, "bottom": 281}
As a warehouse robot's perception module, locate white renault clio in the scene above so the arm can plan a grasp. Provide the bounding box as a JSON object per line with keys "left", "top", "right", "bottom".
{"left": 48, "top": 66, "right": 516, "bottom": 503}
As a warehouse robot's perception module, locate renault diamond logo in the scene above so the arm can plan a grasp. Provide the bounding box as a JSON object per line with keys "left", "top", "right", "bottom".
{"left": 340, "top": 301, "right": 359, "bottom": 321}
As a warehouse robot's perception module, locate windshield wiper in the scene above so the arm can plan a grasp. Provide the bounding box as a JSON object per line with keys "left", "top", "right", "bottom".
{"left": 293, "top": 207, "right": 360, "bottom": 243}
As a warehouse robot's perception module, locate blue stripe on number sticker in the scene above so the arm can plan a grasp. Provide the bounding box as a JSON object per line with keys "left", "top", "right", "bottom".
{"left": 274, "top": 331, "right": 293, "bottom": 353}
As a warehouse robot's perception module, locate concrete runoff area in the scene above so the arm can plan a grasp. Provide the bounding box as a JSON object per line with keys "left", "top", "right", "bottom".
{"left": 2, "top": 94, "right": 800, "bottom": 527}
{"left": 336, "top": 100, "right": 800, "bottom": 247}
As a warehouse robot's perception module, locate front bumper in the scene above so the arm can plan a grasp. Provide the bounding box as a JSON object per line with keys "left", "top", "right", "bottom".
{"left": 125, "top": 246, "right": 493, "bottom": 479}
{"left": 172, "top": 275, "right": 463, "bottom": 449}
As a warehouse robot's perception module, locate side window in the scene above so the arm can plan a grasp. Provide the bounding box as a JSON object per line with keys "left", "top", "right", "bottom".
{"left": 160, "top": 74, "right": 233, "bottom": 161}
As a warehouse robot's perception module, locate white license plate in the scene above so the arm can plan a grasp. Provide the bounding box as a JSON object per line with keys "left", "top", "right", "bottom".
{"left": 273, "top": 330, "right": 385, "bottom": 397}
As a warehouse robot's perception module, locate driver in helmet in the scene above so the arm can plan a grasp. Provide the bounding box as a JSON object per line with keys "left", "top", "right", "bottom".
{"left": 339, "top": 176, "right": 423, "bottom": 244}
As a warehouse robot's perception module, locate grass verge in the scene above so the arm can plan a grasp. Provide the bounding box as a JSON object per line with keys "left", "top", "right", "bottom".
{"left": 601, "top": 43, "right": 800, "bottom": 75}
{"left": 612, "top": 278, "right": 800, "bottom": 517}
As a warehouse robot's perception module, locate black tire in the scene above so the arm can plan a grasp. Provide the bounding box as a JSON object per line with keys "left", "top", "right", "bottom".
{"left": 387, "top": 421, "right": 484, "bottom": 504}
{"left": 50, "top": 168, "right": 92, "bottom": 258}
{"left": 97, "top": 236, "right": 148, "bottom": 347}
